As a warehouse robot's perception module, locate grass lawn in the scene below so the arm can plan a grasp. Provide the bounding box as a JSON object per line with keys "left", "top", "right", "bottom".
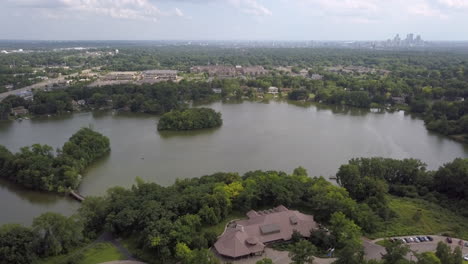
{"left": 120, "top": 235, "right": 157, "bottom": 264}
{"left": 39, "top": 242, "right": 124, "bottom": 264}
{"left": 370, "top": 196, "right": 468, "bottom": 240}
{"left": 202, "top": 210, "right": 245, "bottom": 236}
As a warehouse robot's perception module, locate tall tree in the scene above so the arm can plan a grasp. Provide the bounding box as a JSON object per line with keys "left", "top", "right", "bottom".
{"left": 32, "top": 213, "right": 84, "bottom": 257}
{"left": 288, "top": 240, "right": 317, "bottom": 264}
{"left": 0, "top": 224, "right": 39, "bottom": 264}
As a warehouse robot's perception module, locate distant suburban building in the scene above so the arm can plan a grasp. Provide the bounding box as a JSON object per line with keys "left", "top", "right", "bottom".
{"left": 103, "top": 72, "right": 136, "bottom": 81}
{"left": 310, "top": 74, "right": 323, "bottom": 80}
{"left": 391, "top": 96, "right": 406, "bottom": 105}
{"left": 214, "top": 206, "right": 318, "bottom": 259}
{"left": 281, "top": 88, "right": 293, "bottom": 94}
{"left": 190, "top": 65, "right": 268, "bottom": 78}
{"left": 212, "top": 88, "right": 222, "bottom": 94}
{"left": 267, "top": 87, "right": 279, "bottom": 94}
{"left": 141, "top": 70, "right": 178, "bottom": 83}
{"left": 15, "top": 91, "right": 33, "bottom": 101}
{"left": 11, "top": 106, "right": 29, "bottom": 116}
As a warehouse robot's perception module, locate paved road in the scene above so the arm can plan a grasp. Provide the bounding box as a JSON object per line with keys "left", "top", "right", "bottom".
{"left": 364, "top": 235, "right": 468, "bottom": 261}
{"left": 0, "top": 73, "right": 78, "bottom": 101}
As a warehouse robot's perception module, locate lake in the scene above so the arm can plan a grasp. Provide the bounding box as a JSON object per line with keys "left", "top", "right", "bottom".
{"left": 1, "top": 101, "right": 467, "bottom": 225}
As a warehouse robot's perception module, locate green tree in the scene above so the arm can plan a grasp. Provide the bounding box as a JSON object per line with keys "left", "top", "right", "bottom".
{"left": 451, "top": 246, "right": 462, "bottom": 264}
{"left": 32, "top": 212, "right": 84, "bottom": 256}
{"left": 288, "top": 240, "right": 317, "bottom": 264}
{"left": 0, "top": 224, "right": 39, "bottom": 264}
{"left": 435, "top": 242, "right": 451, "bottom": 264}
{"left": 256, "top": 258, "right": 274, "bottom": 264}
{"left": 333, "top": 239, "right": 366, "bottom": 264}
{"left": 417, "top": 252, "right": 441, "bottom": 264}
{"left": 329, "top": 212, "right": 361, "bottom": 249}
{"left": 381, "top": 240, "right": 411, "bottom": 264}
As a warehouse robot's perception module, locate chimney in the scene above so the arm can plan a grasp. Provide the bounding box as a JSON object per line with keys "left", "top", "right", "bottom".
{"left": 236, "top": 224, "right": 244, "bottom": 232}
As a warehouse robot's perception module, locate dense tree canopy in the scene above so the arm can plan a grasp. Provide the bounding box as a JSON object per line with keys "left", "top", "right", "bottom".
{"left": 0, "top": 127, "right": 110, "bottom": 192}
{"left": 157, "top": 108, "right": 223, "bottom": 131}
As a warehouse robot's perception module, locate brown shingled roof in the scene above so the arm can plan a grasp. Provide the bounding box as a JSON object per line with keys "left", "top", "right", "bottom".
{"left": 214, "top": 206, "right": 318, "bottom": 259}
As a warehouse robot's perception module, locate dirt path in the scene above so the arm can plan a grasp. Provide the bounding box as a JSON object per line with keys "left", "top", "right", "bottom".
{"left": 96, "top": 232, "right": 138, "bottom": 261}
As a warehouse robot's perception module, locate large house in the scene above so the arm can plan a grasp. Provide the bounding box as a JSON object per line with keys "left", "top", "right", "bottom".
{"left": 11, "top": 106, "right": 29, "bottom": 116}
{"left": 214, "top": 206, "right": 318, "bottom": 259}
{"left": 268, "top": 87, "right": 279, "bottom": 94}
{"left": 190, "top": 65, "right": 269, "bottom": 78}
{"left": 141, "top": 70, "right": 178, "bottom": 83}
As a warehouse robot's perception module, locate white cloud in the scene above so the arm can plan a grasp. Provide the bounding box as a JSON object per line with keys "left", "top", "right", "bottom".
{"left": 296, "top": 0, "right": 379, "bottom": 15}
{"left": 227, "top": 0, "right": 272, "bottom": 16}
{"left": 174, "top": 7, "right": 184, "bottom": 17}
{"left": 408, "top": 1, "right": 448, "bottom": 18}
{"left": 293, "top": 0, "right": 460, "bottom": 22}
{"left": 436, "top": 0, "right": 468, "bottom": 8}
{"left": 6, "top": 0, "right": 185, "bottom": 21}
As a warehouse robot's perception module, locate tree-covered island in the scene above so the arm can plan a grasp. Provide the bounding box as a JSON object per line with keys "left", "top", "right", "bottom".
{"left": 0, "top": 127, "right": 110, "bottom": 193}
{"left": 157, "top": 108, "right": 223, "bottom": 131}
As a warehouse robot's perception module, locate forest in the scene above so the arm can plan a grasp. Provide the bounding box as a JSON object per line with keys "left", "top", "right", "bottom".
{"left": 0, "top": 127, "right": 110, "bottom": 192}
{"left": 157, "top": 108, "right": 222, "bottom": 131}
{"left": 1, "top": 156, "right": 468, "bottom": 264}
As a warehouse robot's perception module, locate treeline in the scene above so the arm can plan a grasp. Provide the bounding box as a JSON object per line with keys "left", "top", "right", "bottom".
{"left": 0, "top": 81, "right": 218, "bottom": 119}
{"left": 420, "top": 100, "right": 468, "bottom": 136}
{"left": 336, "top": 157, "right": 468, "bottom": 218}
{"left": 0, "top": 212, "right": 85, "bottom": 264}
{"left": 157, "top": 108, "right": 222, "bottom": 131}
{"left": 0, "top": 128, "right": 110, "bottom": 192}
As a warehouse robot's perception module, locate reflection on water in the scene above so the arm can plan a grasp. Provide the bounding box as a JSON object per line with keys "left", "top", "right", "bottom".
{"left": 0, "top": 178, "right": 69, "bottom": 205}
{"left": 158, "top": 127, "right": 220, "bottom": 139}
{"left": 1, "top": 100, "right": 467, "bottom": 225}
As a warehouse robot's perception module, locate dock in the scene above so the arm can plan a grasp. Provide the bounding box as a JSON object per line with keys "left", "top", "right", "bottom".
{"left": 70, "top": 190, "right": 85, "bottom": 202}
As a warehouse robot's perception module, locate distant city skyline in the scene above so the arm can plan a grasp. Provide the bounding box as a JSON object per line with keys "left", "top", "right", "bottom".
{"left": 1, "top": 0, "right": 468, "bottom": 41}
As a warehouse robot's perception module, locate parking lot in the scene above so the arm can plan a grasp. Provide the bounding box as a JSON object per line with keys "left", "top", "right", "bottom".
{"left": 365, "top": 235, "right": 468, "bottom": 261}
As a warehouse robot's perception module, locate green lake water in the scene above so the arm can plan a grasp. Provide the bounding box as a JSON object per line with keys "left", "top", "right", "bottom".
{"left": 1, "top": 101, "right": 467, "bottom": 225}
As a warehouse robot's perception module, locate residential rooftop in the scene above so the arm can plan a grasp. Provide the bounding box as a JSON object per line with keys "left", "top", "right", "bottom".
{"left": 214, "top": 205, "right": 318, "bottom": 259}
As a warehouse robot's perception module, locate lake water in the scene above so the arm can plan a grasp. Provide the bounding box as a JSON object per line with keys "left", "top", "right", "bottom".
{"left": 1, "top": 101, "right": 467, "bottom": 225}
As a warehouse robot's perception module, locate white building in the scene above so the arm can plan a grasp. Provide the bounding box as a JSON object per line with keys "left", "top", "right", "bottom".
{"left": 268, "top": 86, "right": 279, "bottom": 94}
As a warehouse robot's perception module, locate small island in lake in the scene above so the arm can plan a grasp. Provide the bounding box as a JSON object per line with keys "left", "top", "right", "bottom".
{"left": 157, "top": 108, "right": 223, "bottom": 131}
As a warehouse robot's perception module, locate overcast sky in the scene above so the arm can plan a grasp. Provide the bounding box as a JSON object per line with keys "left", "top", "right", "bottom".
{"left": 1, "top": 0, "right": 467, "bottom": 41}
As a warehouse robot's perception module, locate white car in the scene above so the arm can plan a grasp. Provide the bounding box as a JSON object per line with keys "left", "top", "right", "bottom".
{"left": 464, "top": 254, "right": 468, "bottom": 261}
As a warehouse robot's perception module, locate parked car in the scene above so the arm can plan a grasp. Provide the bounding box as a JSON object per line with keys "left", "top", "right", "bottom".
{"left": 464, "top": 254, "right": 468, "bottom": 261}
{"left": 413, "top": 237, "right": 420, "bottom": 243}
{"left": 404, "top": 238, "right": 410, "bottom": 243}
{"left": 446, "top": 237, "right": 453, "bottom": 243}
{"left": 427, "top": 236, "right": 433, "bottom": 241}
{"left": 464, "top": 241, "right": 468, "bottom": 247}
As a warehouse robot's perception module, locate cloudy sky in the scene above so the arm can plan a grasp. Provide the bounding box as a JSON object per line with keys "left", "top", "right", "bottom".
{"left": 1, "top": 0, "right": 467, "bottom": 41}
